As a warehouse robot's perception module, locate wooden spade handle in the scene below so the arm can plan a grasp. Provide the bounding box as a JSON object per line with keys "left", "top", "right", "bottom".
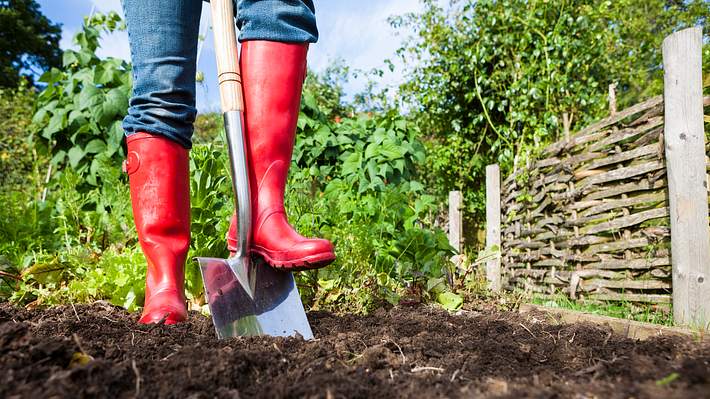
{"left": 210, "top": 0, "right": 244, "bottom": 112}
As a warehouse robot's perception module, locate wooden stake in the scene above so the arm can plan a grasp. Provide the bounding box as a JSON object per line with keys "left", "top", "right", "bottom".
{"left": 662, "top": 27, "right": 710, "bottom": 329}
{"left": 448, "top": 191, "right": 463, "bottom": 253}
{"left": 486, "top": 164, "right": 501, "bottom": 292}
{"left": 608, "top": 83, "right": 617, "bottom": 116}
{"left": 562, "top": 112, "right": 571, "bottom": 140}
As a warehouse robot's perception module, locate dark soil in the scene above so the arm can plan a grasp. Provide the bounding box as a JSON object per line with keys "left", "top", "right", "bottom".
{"left": 1, "top": 302, "right": 709, "bottom": 399}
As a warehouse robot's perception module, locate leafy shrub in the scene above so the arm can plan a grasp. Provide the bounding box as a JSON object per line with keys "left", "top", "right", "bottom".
{"left": 289, "top": 87, "right": 456, "bottom": 312}
{"left": 0, "top": 81, "right": 39, "bottom": 190}
{"left": 32, "top": 12, "right": 130, "bottom": 187}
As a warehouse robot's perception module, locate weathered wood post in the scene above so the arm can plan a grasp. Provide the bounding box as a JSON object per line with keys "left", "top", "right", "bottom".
{"left": 486, "top": 164, "right": 501, "bottom": 292}
{"left": 448, "top": 191, "right": 463, "bottom": 253}
{"left": 608, "top": 83, "right": 618, "bottom": 116}
{"left": 662, "top": 27, "right": 710, "bottom": 329}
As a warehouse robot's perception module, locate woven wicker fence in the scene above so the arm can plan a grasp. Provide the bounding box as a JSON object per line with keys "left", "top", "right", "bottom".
{"left": 498, "top": 96, "right": 675, "bottom": 304}
{"left": 478, "top": 27, "right": 710, "bottom": 327}
{"left": 492, "top": 94, "right": 710, "bottom": 308}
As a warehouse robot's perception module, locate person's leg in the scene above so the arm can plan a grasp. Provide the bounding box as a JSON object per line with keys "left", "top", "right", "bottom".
{"left": 235, "top": 0, "right": 318, "bottom": 43}
{"left": 122, "top": 0, "right": 202, "bottom": 324}
{"left": 122, "top": 0, "right": 202, "bottom": 148}
{"left": 226, "top": 1, "right": 335, "bottom": 269}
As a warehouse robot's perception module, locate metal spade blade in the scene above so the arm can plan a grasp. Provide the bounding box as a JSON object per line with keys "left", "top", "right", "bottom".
{"left": 197, "top": 256, "right": 314, "bottom": 339}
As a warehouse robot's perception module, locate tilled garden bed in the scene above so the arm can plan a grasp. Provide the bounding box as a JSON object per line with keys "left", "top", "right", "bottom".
{"left": 1, "top": 302, "right": 708, "bottom": 398}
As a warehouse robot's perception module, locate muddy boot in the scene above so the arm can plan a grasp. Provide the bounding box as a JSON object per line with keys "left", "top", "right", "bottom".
{"left": 125, "top": 133, "right": 190, "bottom": 324}
{"left": 226, "top": 41, "right": 335, "bottom": 270}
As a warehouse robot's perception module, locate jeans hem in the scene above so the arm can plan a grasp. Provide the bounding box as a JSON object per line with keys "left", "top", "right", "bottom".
{"left": 125, "top": 129, "right": 193, "bottom": 150}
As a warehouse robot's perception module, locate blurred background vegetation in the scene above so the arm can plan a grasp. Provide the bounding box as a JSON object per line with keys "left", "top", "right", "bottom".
{"left": 1, "top": 0, "right": 708, "bottom": 320}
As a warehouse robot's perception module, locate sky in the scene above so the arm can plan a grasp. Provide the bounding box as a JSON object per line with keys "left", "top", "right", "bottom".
{"left": 36, "top": 0, "right": 425, "bottom": 113}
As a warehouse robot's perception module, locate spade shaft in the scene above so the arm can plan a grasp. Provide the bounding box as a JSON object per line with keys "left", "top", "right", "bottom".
{"left": 197, "top": 0, "right": 313, "bottom": 340}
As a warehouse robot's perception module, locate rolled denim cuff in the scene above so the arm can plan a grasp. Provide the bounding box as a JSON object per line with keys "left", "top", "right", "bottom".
{"left": 123, "top": 101, "right": 196, "bottom": 150}
{"left": 236, "top": 0, "right": 318, "bottom": 43}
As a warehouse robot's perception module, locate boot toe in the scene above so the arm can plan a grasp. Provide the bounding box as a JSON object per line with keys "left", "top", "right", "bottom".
{"left": 139, "top": 310, "right": 186, "bottom": 325}
{"left": 290, "top": 238, "right": 334, "bottom": 257}
{"left": 139, "top": 291, "right": 187, "bottom": 325}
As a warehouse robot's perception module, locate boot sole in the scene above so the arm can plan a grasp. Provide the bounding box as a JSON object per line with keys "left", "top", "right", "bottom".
{"left": 252, "top": 249, "right": 336, "bottom": 271}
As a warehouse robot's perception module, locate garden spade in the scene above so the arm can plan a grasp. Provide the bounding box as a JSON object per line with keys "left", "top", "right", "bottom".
{"left": 195, "top": 0, "right": 314, "bottom": 340}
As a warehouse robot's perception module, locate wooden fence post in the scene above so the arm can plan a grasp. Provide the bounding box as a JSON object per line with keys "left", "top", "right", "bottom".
{"left": 448, "top": 191, "right": 463, "bottom": 253}
{"left": 662, "top": 27, "right": 710, "bottom": 329}
{"left": 486, "top": 164, "right": 501, "bottom": 292}
{"left": 608, "top": 83, "right": 618, "bottom": 116}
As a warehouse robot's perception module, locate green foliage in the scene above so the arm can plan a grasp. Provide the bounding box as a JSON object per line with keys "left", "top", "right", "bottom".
{"left": 49, "top": 164, "right": 134, "bottom": 252}
{"left": 1, "top": 22, "right": 139, "bottom": 304}
{"left": 289, "top": 86, "right": 456, "bottom": 312}
{"left": 0, "top": 0, "right": 62, "bottom": 87}
{"left": 32, "top": 12, "right": 130, "bottom": 187}
{"left": 185, "top": 142, "right": 233, "bottom": 301}
{"left": 296, "top": 105, "right": 425, "bottom": 194}
{"left": 1, "top": 164, "right": 140, "bottom": 307}
{"left": 394, "top": 0, "right": 710, "bottom": 221}
{"left": 0, "top": 81, "right": 39, "bottom": 190}
{"left": 9, "top": 246, "right": 146, "bottom": 311}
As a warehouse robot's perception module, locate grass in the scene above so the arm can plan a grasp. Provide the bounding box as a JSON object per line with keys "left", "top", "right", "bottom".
{"left": 530, "top": 292, "right": 674, "bottom": 326}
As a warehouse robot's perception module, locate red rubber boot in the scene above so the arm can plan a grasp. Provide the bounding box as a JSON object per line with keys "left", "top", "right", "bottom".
{"left": 125, "top": 133, "right": 190, "bottom": 324}
{"left": 226, "top": 41, "right": 335, "bottom": 270}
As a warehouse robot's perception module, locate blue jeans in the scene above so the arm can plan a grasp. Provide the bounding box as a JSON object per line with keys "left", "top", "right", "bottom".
{"left": 121, "top": 0, "right": 318, "bottom": 149}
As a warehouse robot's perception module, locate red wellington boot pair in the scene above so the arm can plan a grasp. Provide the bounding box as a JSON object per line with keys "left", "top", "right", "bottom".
{"left": 126, "top": 42, "right": 335, "bottom": 325}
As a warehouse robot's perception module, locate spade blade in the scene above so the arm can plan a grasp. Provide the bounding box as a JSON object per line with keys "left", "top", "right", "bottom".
{"left": 197, "top": 255, "right": 314, "bottom": 340}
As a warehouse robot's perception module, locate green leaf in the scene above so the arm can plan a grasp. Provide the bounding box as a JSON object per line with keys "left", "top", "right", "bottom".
{"left": 73, "top": 68, "right": 95, "bottom": 85}
{"left": 63, "top": 50, "right": 79, "bottom": 67}
{"left": 379, "top": 140, "right": 404, "bottom": 160}
{"left": 76, "top": 49, "right": 94, "bottom": 66}
{"left": 122, "top": 290, "right": 137, "bottom": 310}
{"left": 437, "top": 292, "right": 463, "bottom": 311}
{"left": 78, "top": 84, "right": 101, "bottom": 110}
{"left": 341, "top": 152, "right": 361, "bottom": 176}
{"left": 38, "top": 68, "right": 62, "bottom": 84}
{"left": 364, "top": 142, "right": 379, "bottom": 159}
{"left": 44, "top": 109, "right": 68, "bottom": 137}
{"left": 106, "top": 121, "right": 124, "bottom": 156}
{"left": 95, "top": 62, "right": 120, "bottom": 84}
{"left": 409, "top": 181, "right": 424, "bottom": 192}
{"left": 656, "top": 372, "right": 680, "bottom": 387}
{"left": 100, "top": 88, "right": 128, "bottom": 124}
{"left": 372, "top": 127, "right": 387, "bottom": 144}
{"left": 313, "top": 125, "right": 332, "bottom": 144}
{"left": 32, "top": 108, "right": 49, "bottom": 126}
{"left": 85, "top": 139, "right": 106, "bottom": 154}
{"left": 51, "top": 150, "right": 67, "bottom": 165}
{"left": 67, "top": 147, "right": 85, "bottom": 169}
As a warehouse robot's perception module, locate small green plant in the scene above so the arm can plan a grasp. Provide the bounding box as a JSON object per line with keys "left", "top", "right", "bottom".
{"left": 185, "top": 142, "right": 233, "bottom": 301}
